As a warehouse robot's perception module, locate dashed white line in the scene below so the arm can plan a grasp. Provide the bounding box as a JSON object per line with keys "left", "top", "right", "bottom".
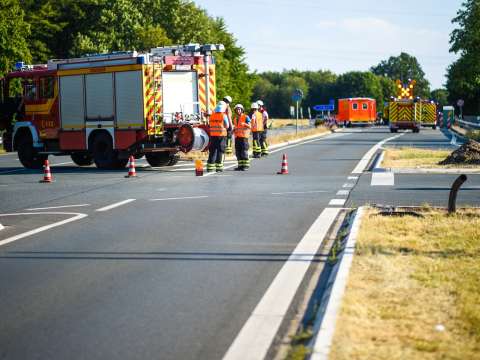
{"left": 223, "top": 207, "right": 341, "bottom": 360}
{"left": 26, "top": 204, "right": 90, "bottom": 211}
{"left": 95, "top": 199, "right": 136, "bottom": 212}
{"left": 271, "top": 190, "right": 327, "bottom": 195}
{"left": 336, "top": 190, "right": 350, "bottom": 196}
{"left": 329, "top": 199, "right": 346, "bottom": 206}
{"left": 342, "top": 183, "right": 354, "bottom": 188}
{"left": 150, "top": 195, "right": 208, "bottom": 201}
{"left": 347, "top": 176, "right": 358, "bottom": 180}
{"left": 0, "top": 212, "right": 87, "bottom": 247}
{"left": 371, "top": 172, "right": 394, "bottom": 186}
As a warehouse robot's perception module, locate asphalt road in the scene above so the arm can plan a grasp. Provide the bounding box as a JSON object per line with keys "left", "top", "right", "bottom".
{"left": 0, "top": 127, "right": 478, "bottom": 359}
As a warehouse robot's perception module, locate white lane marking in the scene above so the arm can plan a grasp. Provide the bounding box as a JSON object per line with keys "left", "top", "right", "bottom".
{"left": 342, "top": 183, "right": 354, "bottom": 188}
{"left": 95, "top": 199, "right": 136, "bottom": 212}
{"left": 347, "top": 176, "right": 358, "bottom": 180}
{"left": 371, "top": 172, "right": 394, "bottom": 186}
{"left": 271, "top": 190, "right": 327, "bottom": 195}
{"left": 223, "top": 207, "right": 341, "bottom": 360}
{"left": 310, "top": 207, "right": 365, "bottom": 360}
{"left": 150, "top": 195, "right": 208, "bottom": 201}
{"left": 336, "top": 190, "right": 350, "bottom": 196}
{"left": 329, "top": 199, "right": 346, "bottom": 206}
{"left": 0, "top": 223, "right": 4, "bottom": 231}
{"left": 26, "top": 204, "right": 90, "bottom": 211}
{"left": 351, "top": 134, "right": 403, "bottom": 174}
{"left": 270, "top": 133, "right": 348, "bottom": 155}
{"left": 0, "top": 212, "right": 87, "bottom": 247}
{"left": 51, "top": 161, "right": 74, "bottom": 166}
{"left": 0, "top": 168, "right": 26, "bottom": 175}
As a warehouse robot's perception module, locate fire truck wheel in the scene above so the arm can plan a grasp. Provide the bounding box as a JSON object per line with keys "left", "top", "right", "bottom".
{"left": 145, "top": 152, "right": 172, "bottom": 167}
{"left": 167, "top": 153, "right": 180, "bottom": 166}
{"left": 113, "top": 158, "right": 128, "bottom": 169}
{"left": 17, "top": 138, "right": 47, "bottom": 169}
{"left": 91, "top": 132, "right": 116, "bottom": 169}
{"left": 71, "top": 153, "right": 94, "bottom": 166}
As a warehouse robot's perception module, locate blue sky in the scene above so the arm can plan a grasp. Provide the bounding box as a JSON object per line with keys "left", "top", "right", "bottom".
{"left": 193, "top": 0, "right": 464, "bottom": 89}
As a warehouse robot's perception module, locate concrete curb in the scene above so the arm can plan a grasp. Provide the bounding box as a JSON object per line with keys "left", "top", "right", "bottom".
{"left": 309, "top": 207, "right": 365, "bottom": 360}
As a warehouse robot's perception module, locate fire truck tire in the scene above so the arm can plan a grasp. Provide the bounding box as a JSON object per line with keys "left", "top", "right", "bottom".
{"left": 91, "top": 132, "right": 117, "bottom": 169}
{"left": 71, "top": 153, "right": 94, "bottom": 166}
{"left": 167, "top": 154, "right": 180, "bottom": 166}
{"left": 17, "top": 137, "right": 47, "bottom": 169}
{"left": 145, "top": 152, "right": 173, "bottom": 167}
{"left": 113, "top": 158, "right": 128, "bottom": 169}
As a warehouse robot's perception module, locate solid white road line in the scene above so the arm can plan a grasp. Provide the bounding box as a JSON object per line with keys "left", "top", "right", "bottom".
{"left": 95, "top": 199, "right": 136, "bottom": 212}
{"left": 51, "top": 161, "right": 74, "bottom": 166}
{"left": 150, "top": 196, "right": 208, "bottom": 201}
{"left": 0, "top": 212, "right": 87, "bottom": 247}
{"left": 351, "top": 134, "right": 403, "bottom": 174}
{"left": 371, "top": 172, "right": 394, "bottom": 186}
{"left": 310, "top": 207, "right": 365, "bottom": 360}
{"left": 26, "top": 204, "right": 90, "bottom": 211}
{"left": 336, "top": 190, "right": 350, "bottom": 196}
{"left": 223, "top": 207, "right": 341, "bottom": 360}
{"left": 328, "top": 199, "right": 346, "bottom": 206}
{"left": 271, "top": 190, "right": 327, "bottom": 195}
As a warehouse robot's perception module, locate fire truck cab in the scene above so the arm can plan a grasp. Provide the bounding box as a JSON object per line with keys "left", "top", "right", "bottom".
{"left": 0, "top": 44, "right": 222, "bottom": 169}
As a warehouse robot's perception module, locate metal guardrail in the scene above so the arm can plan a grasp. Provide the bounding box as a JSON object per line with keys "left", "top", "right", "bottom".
{"left": 457, "top": 117, "right": 480, "bottom": 130}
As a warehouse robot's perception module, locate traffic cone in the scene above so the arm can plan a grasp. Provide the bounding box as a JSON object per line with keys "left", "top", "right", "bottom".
{"left": 125, "top": 156, "right": 137, "bottom": 178}
{"left": 277, "top": 154, "right": 289, "bottom": 175}
{"left": 195, "top": 159, "right": 204, "bottom": 176}
{"left": 40, "top": 160, "right": 53, "bottom": 183}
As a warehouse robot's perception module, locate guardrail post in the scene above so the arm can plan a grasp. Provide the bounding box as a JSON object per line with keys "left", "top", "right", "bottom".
{"left": 448, "top": 174, "right": 467, "bottom": 214}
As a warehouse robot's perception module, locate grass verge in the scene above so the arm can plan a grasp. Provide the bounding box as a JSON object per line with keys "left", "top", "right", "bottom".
{"left": 382, "top": 147, "right": 472, "bottom": 169}
{"left": 330, "top": 207, "right": 480, "bottom": 360}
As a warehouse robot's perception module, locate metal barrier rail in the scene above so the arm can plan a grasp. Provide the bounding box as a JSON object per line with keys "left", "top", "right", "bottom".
{"left": 457, "top": 118, "right": 480, "bottom": 130}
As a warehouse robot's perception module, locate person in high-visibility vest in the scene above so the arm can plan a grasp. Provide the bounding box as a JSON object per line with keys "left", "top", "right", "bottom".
{"left": 233, "top": 104, "right": 251, "bottom": 171}
{"left": 223, "top": 95, "right": 234, "bottom": 155}
{"left": 257, "top": 100, "right": 269, "bottom": 156}
{"left": 207, "top": 101, "right": 229, "bottom": 172}
{"left": 250, "top": 102, "right": 263, "bottom": 158}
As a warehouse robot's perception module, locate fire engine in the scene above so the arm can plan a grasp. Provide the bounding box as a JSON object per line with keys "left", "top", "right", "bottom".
{"left": 420, "top": 100, "right": 437, "bottom": 129}
{"left": 389, "top": 79, "right": 421, "bottom": 133}
{"left": 0, "top": 44, "right": 223, "bottom": 169}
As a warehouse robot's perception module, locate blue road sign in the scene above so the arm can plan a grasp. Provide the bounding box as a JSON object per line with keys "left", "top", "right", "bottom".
{"left": 313, "top": 104, "right": 335, "bottom": 111}
{"left": 292, "top": 89, "right": 304, "bottom": 102}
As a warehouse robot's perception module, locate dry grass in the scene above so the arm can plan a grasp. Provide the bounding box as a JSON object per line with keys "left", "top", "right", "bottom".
{"left": 180, "top": 126, "right": 331, "bottom": 161}
{"left": 270, "top": 118, "right": 311, "bottom": 128}
{"left": 330, "top": 208, "right": 480, "bottom": 360}
{"left": 382, "top": 147, "right": 462, "bottom": 169}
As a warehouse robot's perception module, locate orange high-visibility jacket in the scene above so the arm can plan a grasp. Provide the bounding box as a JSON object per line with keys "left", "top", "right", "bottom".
{"left": 234, "top": 114, "right": 251, "bottom": 138}
{"left": 209, "top": 112, "right": 227, "bottom": 137}
{"left": 251, "top": 111, "right": 264, "bottom": 132}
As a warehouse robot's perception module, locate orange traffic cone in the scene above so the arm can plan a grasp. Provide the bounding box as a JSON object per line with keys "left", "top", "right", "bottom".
{"left": 277, "top": 154, "right": 289, "bottom": 175}
{"left": 125, "top": 156, "right": 137, "bottom": 178}
{"left": 40, "top": 160, "right": 53, "bottom": 183}
{"left": 195, "top": 159, "right": 204, "bottom": 176}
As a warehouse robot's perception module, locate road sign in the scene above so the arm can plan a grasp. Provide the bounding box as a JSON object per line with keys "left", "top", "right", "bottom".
{"left": 313, "top": 104, "right": 335, "bottom": 111}
{"left": 292, "top": 89, "right": 303, "bottom": 102}
{"left": 457, "top": 99, "right": 464, "bottom": 107}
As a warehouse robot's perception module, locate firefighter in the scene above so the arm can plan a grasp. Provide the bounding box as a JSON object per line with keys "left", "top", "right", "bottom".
{"left": 257, "top": 100, "right": 269, "bottom": 156}
{"left": 223, "top": 95, "right": 234, "bottom": 156}
{"left": 207, "top": 101, "right": 229, "bottom": 172}
{"left": 233, "top": 104, "right": 251, "bottom": 171}
{"left": 250, "top": 102, "right": 263, "bottom": 158}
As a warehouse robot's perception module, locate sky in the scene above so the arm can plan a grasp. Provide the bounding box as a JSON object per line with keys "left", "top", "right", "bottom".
{"left": 193, "top": 0, "right": 464, "bottom": 89}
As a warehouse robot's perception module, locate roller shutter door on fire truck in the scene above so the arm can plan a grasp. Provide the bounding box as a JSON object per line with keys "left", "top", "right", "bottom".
{"left": 59, "top": 75, "right": 85, "bottom": 129}
{"left": 115, "top": 71, "right": 143, "bottom": 128}
{"left": 162, "top": 72, "right": 199, "bottom": 121}
{"left": 86, "top": 73, "right": 114, "bottom": 121}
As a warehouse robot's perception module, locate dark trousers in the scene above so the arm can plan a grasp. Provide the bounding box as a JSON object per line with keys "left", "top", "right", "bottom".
{"left": 252, "top": 131, "right": 261, "bottom": 157}
{"left": 207, "top": 136, "right": 226, "bottom": 170}
{"left": 259, "top": 130, "right": 268, "bottom": 155}
{"left": 235, "top": 137, "right": 250, "bottom": 168}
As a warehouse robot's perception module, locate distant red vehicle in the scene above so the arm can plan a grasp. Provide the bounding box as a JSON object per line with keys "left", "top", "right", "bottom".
{"left": 337, "top": 98, "right": 376, "bottom": 126}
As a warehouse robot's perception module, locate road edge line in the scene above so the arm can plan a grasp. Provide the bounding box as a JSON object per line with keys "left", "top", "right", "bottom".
{"left": 309, "top": 206, "right": 365, "bottom": 360}
{"left": 223, "top": 207, "right": 341, "bottom": 360}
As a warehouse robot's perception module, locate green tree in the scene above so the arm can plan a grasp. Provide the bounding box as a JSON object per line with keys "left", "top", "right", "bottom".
{"left": 430, "top": 88, "right": 449, "bottom": 108}
{"left": 0, "top": 0, "right": 31, "bottom": 76}
{"left": 371, "top": 52, "right": 430, "bottom": 99}
{"left": 447, "top": 0, "right": 480, "bottom": 114}
{"left": 334, "top": 71, "right": 383, "bottom": 105}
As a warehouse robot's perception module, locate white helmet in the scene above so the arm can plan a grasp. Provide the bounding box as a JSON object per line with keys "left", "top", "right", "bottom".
{"left": 251, "top": 102, "right": 259, "bottom": 110}
{"left": 234, "top": 104, "right": 244, "bottom": 111}
{"left": 257, "top": 100, "right": 264, "bottom": 107}
{"left": 215, "top": 101, "right": 227, "bottom": 113}
{"left": 223, "top": 95, "right": 232, "bottom": 104}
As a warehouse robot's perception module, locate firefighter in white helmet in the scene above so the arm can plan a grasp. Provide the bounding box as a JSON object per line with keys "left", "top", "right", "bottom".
{"left": 233, "top": 104, "right": 251, "bottom": 171}
{"left": 207, "top": 101, "right": 229, "bottom": 172}
{"left": 257, "top": 100, "right": 269, "bottom": 156}
{"left": 223, "top": 95, "right": 234, "bottom": 155}
{"left": 250, "top": 102, "right": 263, "bottom": 158}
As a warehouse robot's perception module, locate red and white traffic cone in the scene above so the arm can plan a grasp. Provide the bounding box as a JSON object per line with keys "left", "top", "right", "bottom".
{"left": 277, "top": 154, "right": 289, "bottom": 175}
{"left": 40, "top": 160, "right": 53, "bottom": 183}
{"left": 125, "top": 156, "right": 137, "bottom": 178}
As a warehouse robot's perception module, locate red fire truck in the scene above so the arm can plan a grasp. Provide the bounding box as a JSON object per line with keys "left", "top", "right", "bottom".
{"left": 0, "top": 44, "right": 223, "bottom": 169}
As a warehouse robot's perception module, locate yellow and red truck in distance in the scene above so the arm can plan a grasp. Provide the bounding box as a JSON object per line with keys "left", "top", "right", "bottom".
{"left": 0, "top": 44, "right": 223, "bottom": 169}
{"left": 389, "top": 79, "right": 421, "bottom": 133}
{"left": 337, "top": 98, "right": 376, "bottom": 127}
{"left": 420, "top": 100, "right": 437, "bottom": 129}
